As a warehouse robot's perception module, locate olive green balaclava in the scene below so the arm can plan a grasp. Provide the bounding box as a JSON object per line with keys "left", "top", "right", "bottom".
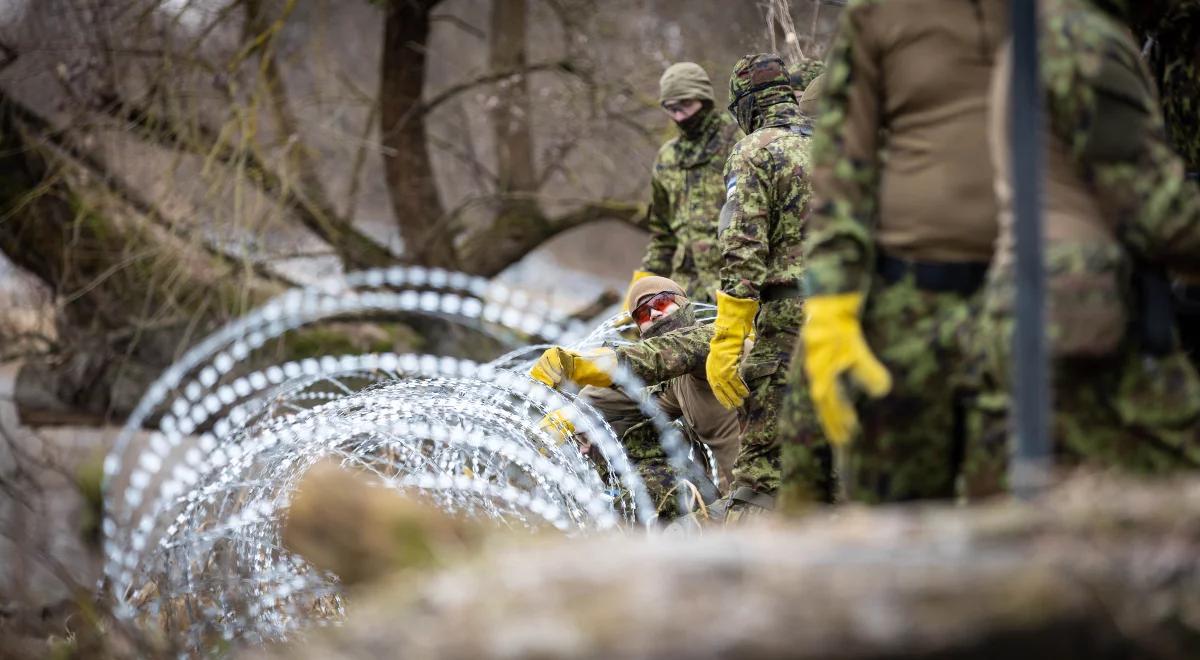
{"left": 728, "top": 53, "right": 796, "bottom": 133}
{"left": 660, "top": 62, "right": 716, "bottom": 137}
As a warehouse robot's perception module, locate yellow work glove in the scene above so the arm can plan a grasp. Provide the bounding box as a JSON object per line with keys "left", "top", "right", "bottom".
{"left": 801, "top": 293, "right": 892, "bottom": 446}
{"left": 537, "top": 409, "right": 577, "bottom": 445}
{"left": 622, "top": 270, "right": 654, "bottom": 311}
{"left": 705, "top": 291, "right": 759, "bottom": 409}
{"left": 529, "top": 347, "right": 617, "bottom": 390}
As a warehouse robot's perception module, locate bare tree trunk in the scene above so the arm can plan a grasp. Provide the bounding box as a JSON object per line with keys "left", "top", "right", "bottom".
{"left": 242, "top": 0, "right": 398, "bottom": 270}
{"left": 489, "top": 0, "right": 538, "bottom": 197}
{"left": 379, "top": 0, "right": 458, "bottom": 269}
{"left": 450, "top": 0, "right": 641, "bottom": 277}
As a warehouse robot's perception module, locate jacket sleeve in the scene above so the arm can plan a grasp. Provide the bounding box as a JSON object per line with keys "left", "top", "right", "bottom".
{"left": 803, "top": 2, "right": 883, "bottom": 296}
{"left": 640, "top": 166, "right": 676, "bottom": 276}
{"left": 1051, "top": 19, "right": 1200, "bottom": 267}
{"left": 615, "top": 324, "right": 714, "bottom": 385}
{"left": 719, "top": 146, "right": 774, "bottom": 300}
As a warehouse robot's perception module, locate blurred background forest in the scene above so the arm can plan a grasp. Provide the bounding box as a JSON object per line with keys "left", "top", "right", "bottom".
{"left": 0, "top": 0, "right": 840, "bottom": 422}
{"left": 0, "top": 0, "right": 840, "bottom": 650}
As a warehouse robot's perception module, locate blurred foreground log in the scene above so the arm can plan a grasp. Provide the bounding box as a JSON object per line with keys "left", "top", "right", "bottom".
{"left": 265, "top": 470, "right": 1200, "bottom": 659}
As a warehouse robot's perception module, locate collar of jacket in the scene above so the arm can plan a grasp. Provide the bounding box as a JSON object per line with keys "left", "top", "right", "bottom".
{"left": 753, "top": 98, "right": 804, "bottom": 132}
{"left": 675, "top": 110, "right": 734, "bottom": 168}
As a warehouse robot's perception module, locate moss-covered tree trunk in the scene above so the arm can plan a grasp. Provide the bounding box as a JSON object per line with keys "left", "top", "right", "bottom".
{"left": 0, "top": 95, "right": 285, "bottom": 420}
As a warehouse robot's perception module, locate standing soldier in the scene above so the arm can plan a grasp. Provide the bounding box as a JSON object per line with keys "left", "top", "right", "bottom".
{"left": 970, "top": 0, "right": 1200, "bottom": 483}
{"left": 785, "top": 1, "right": 1009, "bottom": 506}
{"left": 704, "top": 54, "right": 812, "bottom": 518}
{"left": 1138, "top": 1, "right": 1200, "bottom": 364}
{"left": 629, "top": 62, "right": 742, "bottom": 304}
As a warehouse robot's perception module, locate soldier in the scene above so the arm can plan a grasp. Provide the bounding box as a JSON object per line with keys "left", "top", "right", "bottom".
{"left": 538, "top": 59, "right": 814, "bottom": 520}
{"left": 785, "top": 1, "right": 1009, "bottom": 506}
{"left": 703, "top": 53, "right": 812, "bottom": 519}
{"left": 969, "top": 0, "right": 1200, "bottom": 487}
{"left": 532, "top": 276, "right": 741, "bottom": 515}
{"left": 628, "top": 62, "right": 742, "bottom": 305}
{"left": 1137, "top": 2, "right": 1200, "bottom": 364}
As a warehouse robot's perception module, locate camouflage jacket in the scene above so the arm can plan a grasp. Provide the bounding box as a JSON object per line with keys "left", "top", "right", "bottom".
{"left": 615, "top": 323, "right": 713, "bottom": 385}
{"left": 983, "top": 0, "right": 1200, "bottom": 359}
{"left": 718, "top": 101, "right": 811, "bottom": 307}
{"left": 1037, "top": 0, "right": 1200, "bottom": 270}
{"left": 804, "top": 0, "right": 1008, "bottom": 296}
{"left": 640, "top": 110, "right": 742, "bottom": 303}
{"left": 1141, "top": 1, "right": 1200, "bottom": 174}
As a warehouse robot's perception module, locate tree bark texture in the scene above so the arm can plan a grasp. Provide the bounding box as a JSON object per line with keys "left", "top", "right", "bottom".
{"left": 267, "top": 471, "right": 1200, "bottom": 659}
{"left": 379, "top": 0, "right": 641, "bottom": 277}
{"left": 0, "top": 95, "right": 284, "bottom": 419}
{"left": 379, "top": 0, "right": 458, "bottom": 269}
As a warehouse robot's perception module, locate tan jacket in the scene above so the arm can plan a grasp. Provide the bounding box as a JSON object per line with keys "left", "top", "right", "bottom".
{"left": 989, "top": 39, "right": 1131, "bottom": 359}
{"left": 820, "top": 0, "right": 1009, "bottom": 264}
{"left": 579, "top": 377, "right": 741, "bottom": 492}
{"left": 988, "top": 43, "right": 1115, "bottom": 273}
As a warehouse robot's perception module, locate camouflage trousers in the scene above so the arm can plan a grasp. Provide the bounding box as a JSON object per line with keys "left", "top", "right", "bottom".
{"left": 619, "top": 419, "right": 716, "bottom": 520}
{"left": 965, "top": 281, "right": 1200, "bottom": 492}
{"left": 731, "top": 298, "right": 804, "bottom": 496}
{"left": 778, "top": 274, "right": 979, "bottom": 505}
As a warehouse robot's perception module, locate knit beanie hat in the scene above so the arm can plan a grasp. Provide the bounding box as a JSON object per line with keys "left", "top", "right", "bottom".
{"left": 626, "top": 275, "right": 687, "bottom": 311}
{"left": 659, "top": 62, "right": 716, "bottom": 105}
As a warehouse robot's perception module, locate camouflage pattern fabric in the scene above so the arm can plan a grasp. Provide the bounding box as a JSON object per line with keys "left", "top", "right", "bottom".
{"left": 640, "top": 109, "right": 742, "bottom": 303}
{"left": 789, "top": 58, "right": 826, "bottom": 92}
{"left": 1141, "top": 1, "right": 1200, "bottom": 174}
{"left": 1138, "top": 1, "right": 1200, "bottom": 365}
{"left": 616, "top": 323, "right": 713, "bottom": 383}
{"left": 732, "top": 313, "right": 799, "bottom": 494}
{"left": 719, "top": 104, "right": 810, "bottom": 302}
{"left": 967, "top": 272, "right": 1200, "bottom": 494}
{"left": 800, "top": 0, "right": 882, "bottom": 298}
{"left": 617, "top": 307, "right": 805, "bottom": 496}
{"left": 617, "top": 419, "right": 715, "bottom": 520}
{"left": 779, "top": 275, "right": 978, "bottom": 505}
{"left": 802, "top": 0, "right": 1006, "bottom": 297}
{"left": 719, "top": 54, "right": 813, "bottom": 497}
{"left": 782, "top": 0, "right": 1003, "bottom": 505}
{"left": 967, "top": 0, "right": 1200, "bottom": 490}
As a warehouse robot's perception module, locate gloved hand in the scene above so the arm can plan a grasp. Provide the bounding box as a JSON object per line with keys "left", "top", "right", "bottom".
{"left": 801, "top": 293, "right": 892, "bottom": 445}
{"left": 705, "top": 291, "right": 759, "bottom": 409}
{"left": 537, "top": 409, "right": 577, "bottom": 444}
{"left": 529, "top": 347, "right": 617, "bottom": 389}
{"left": 622, "top": 270, "right": 654, "bottom": 311}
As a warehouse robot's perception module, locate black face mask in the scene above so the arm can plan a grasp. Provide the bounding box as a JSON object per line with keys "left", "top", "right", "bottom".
{"left": 675, "top": 104, "right": 711, "bottom": 138}
{"left": 640, "top": 301, "right": 696, "bottom": 339}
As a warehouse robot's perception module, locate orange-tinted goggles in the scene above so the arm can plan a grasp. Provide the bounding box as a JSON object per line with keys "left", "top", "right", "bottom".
{"left": 631, "top": 292, "right": 678, "bottom": 326}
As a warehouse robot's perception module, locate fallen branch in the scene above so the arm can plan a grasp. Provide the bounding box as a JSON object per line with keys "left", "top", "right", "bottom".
{"left": 268, "top": 471, "right": 1200, "bottom": 659}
